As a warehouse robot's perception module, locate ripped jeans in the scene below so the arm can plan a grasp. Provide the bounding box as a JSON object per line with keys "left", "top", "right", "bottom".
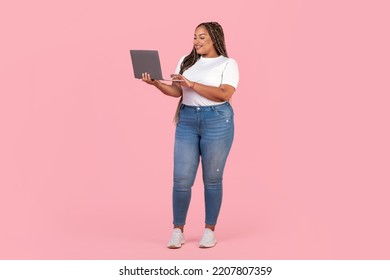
{"left": 172, "top": 102, "right": 234, "bottom": 226}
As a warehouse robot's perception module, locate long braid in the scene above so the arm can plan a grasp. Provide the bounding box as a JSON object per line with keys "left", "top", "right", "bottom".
{"left": 174, "top": 22, "right": 228, "bottom": 124}
{"left": 204, "top": 22, "right": 228, "bottom": 57}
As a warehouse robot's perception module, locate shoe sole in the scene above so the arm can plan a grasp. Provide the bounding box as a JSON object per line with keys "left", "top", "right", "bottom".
{"left": 199, "top": 241, "right": 217, "bottom": 248}
{"left": 167, "top": 241, "right": 185, "bottom": 249}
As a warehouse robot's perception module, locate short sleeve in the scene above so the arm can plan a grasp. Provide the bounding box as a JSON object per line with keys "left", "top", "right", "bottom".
{"left": 174, "top": 56, "right": 186, "bottom": 74}
{"left": 221, "top": 58, "right": 239, "bottom": 89}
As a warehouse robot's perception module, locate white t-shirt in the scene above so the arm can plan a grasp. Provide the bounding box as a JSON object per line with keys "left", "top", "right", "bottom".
{"left": 174, "top": 55, "right": 239, "bottom": 106}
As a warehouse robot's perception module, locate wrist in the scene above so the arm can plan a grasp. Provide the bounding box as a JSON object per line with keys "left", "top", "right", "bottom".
{"left": 190, "top": 82, "right": 196, "bottom": 89}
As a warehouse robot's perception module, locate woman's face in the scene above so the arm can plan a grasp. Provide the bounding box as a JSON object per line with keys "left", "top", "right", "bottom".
{"left": 193, "top": 25, "right": 218, "bottom": 58}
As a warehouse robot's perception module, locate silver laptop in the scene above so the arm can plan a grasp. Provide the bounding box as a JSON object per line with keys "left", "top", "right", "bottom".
{"left": 130, "top": 50, "right": 180, "bottom": 81}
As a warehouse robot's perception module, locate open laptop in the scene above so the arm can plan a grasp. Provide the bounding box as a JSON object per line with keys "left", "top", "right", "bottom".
{"left": 130, "top": 50, "right": 180, "bottom": 81}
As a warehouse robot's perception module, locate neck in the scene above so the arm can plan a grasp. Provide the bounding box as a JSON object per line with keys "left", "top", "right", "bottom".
{"left": 202, "top": 50, "right": 219, "bottom": 58}
{"left": 202, "top": 53, "right": 219, "bottom": 58}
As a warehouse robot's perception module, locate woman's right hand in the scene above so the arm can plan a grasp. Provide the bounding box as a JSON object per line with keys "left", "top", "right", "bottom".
{"left": 141, "top": 72, "right": 160, "bottom": 86}
{"left": 141, "top": 72, "right": 182, "bottom": 97}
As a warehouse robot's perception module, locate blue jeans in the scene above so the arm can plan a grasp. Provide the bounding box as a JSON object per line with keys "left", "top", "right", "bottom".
{"left": 173, "top": 102, "right": 234, "bottom": 226}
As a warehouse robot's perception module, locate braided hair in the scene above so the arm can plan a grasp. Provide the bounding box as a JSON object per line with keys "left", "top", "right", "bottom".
{"left": 179, "top": 22, "right": 228, "bottom": 74}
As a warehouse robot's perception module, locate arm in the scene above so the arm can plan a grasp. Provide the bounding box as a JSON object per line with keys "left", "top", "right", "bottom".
{"left": 141, "top": 73, "right": 182, "bottom": 98}
{"left": 170, "top": 74, "right": 236, "bottom": 102}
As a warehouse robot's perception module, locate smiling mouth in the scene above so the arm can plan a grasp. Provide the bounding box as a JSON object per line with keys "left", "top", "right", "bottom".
{"left": 195, "top": 45, "right": 203, "bottom": 49}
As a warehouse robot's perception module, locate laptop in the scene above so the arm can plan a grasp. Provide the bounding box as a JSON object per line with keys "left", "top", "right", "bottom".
{"left": 130, "top": 50, "right": 180, "bottom": 81}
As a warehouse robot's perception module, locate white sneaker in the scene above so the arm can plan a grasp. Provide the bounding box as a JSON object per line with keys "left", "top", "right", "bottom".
{"left": 167, "top": 228, "right": 185, "bottom": 249}
{"left": 199, "top": 228, "right": 217, "bottom": 248}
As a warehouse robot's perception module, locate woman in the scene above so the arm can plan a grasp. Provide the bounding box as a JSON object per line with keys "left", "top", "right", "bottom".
{"left": 142, "top": 22, "right": 239, "bottom": 248}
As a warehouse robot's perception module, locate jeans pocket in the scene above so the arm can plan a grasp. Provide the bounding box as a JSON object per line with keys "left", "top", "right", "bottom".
{"left": 214, "top": 105, "right": 233, "bottom": 118}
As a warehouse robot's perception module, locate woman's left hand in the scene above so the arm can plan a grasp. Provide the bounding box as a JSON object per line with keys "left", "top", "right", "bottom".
{"left": 170, "top": 74, "right": 194, "bottom": 88}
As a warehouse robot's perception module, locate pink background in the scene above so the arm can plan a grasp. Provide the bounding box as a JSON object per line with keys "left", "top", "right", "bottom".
{"left": 1, "top": 0, "right": 389, "bottom": 259}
